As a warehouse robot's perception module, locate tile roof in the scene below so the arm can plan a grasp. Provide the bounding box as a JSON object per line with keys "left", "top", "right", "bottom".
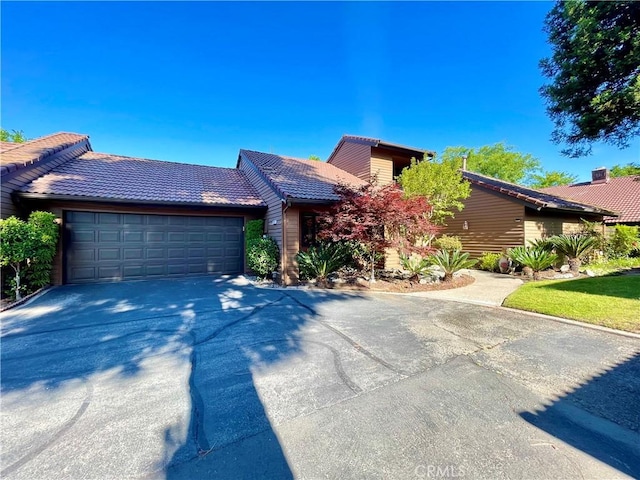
{"left": 541, "top": 175, "right": 640, "bottom": 223}
{"left": 20, "top": 151, "right": 266, "bottom": 208}
{"left": 0, "top": 132, "right": 89, "bottom": 174}
{"left": 463, "top": 171, "right": 618, "bottom": 217}
{"left": 240, "top": 149, "right": 365, "bottom": 203}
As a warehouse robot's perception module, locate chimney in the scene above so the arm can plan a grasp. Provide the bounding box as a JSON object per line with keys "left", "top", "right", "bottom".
{"left": 591, "top": 167, "right": 609, "bottom": 184}
{"left": 462, "top": 154, "right": 468, "bottom": 171}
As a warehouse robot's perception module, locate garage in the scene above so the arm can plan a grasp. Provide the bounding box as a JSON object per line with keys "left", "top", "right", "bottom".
{"left": 64, "top": 211, "right": 244, "bottom": 284}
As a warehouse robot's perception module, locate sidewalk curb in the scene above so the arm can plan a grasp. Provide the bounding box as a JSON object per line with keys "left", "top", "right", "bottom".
{"left": 0, "top": 286, "right": 52, "bottom": 313}
{"left": 499, "top": 306, "right": 640, "bottom": 340}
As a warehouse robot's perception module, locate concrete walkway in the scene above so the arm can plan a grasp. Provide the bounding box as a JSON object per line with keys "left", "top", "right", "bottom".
{"left": 411, "top": 269, "right": 523, "bottom": 306}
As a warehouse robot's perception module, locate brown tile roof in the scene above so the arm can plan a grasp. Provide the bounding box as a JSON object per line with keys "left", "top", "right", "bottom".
{"left": 463, "top": 171, "right": 618, "bottom": 217}
{"left": 327, "top": 134, "right": 435, "bottom": 163}
{"left": 19, "top": 151, "right": 266, "bottom": 208}
{"left": 240, "top": 149, "right": 365, "bottom": 203}
{"left": 0, "top": 133, "right": 89, "bottom": 174}
{"left": 541, "top": 175, "right": 640, "bottom": 223}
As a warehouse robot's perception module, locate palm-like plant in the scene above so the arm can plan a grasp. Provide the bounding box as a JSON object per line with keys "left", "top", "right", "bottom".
{"left": 296, "top": 242, "right": 351, "bottom": 287}
{"left": 550, "top": 234, "right": 598, "bottom": 273}
{"left": 400, "top": 253, "right": 431, "bottom": 281}
{"left": 428, "top": 249, "right": 476, "bottom": 282}
{"left": 509, "top": 246, "right": 558, "bottom": 280}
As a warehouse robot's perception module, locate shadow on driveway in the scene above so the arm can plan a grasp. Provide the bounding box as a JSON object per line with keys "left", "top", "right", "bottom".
{"left": 1, "top": 276, "right": 366, "bottom": 479}
{"left": 520, "top": 352, "right": 640, "bottom": 478}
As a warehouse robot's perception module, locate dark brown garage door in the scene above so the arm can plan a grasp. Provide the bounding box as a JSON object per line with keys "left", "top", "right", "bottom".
{"left": 65, "top": 211, "right": 244, "bottom": 284}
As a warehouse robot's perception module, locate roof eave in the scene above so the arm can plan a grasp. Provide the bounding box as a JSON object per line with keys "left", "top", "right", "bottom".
{"left": 15, "top": 192, "right": 268, "bottom": 210}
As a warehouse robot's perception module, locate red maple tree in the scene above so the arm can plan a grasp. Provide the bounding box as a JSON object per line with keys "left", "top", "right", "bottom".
{"left": 318, "top": 182, "right": 439, "bottom": 281}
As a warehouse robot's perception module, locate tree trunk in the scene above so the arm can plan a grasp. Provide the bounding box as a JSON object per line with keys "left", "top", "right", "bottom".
{"left": 443, "top": 272, "right": 453, "bottom": 282}
{"left": 568, "top": 258, "right": 581, "bottom": 274}
{"left": 12, "top": 263, "right": 22, "bottom": 300}
{"left": 370, "top": 251, "right": 376, "bottom": 283}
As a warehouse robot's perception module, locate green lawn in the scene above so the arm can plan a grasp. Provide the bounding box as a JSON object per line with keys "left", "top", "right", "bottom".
{"left": 503, "top": 275, "right": 640, "bottom": 333}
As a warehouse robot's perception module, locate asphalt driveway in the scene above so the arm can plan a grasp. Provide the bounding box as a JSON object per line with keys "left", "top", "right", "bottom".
{"left": 1, "top": 276, "right": 638, "bottom": 479}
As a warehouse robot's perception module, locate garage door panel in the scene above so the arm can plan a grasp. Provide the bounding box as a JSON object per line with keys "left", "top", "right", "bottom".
{"left": 146, "top": 248, "right": 165, "bottom": 259}
{"left": 99, "top": 231, "right": 120, "bottom": 242}
{"left": 124, "top": 231, "right": 144, "bottom": 242}
{"left": 65, "top": 212, "right": 244, "bottom": 283}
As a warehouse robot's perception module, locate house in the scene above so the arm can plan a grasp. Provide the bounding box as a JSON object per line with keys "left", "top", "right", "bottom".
{"left": 1, "top": 133, "right": 362, "bottom": 286}
{"left": 540, "top": 167, "right": 640, "bottom": 226}
{"left": 0, "top": 131, "right": 618, "bottom": 286}
{"left": 325, "top": 135, "right": 617, "bottom": 259}
{"left": 445, "top": 171, "right": 617, "bottom": 258}
{"left": 237, "top": 149, "right": 364, "bottom": 284}
{"left": 2, "top": 133, "right": 267, "bottom": 285}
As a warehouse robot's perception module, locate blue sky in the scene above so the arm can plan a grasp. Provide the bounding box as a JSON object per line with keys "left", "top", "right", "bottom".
{"left": 2, "top": 1, "right": 638, "bottom": 182}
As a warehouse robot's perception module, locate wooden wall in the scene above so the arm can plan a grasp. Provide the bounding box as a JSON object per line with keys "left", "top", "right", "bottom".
{"left": 327, "top": 141, "right": 371, "bottom": 181}
{"left": 445, "top": 186, "right": 525, "bottom": 257}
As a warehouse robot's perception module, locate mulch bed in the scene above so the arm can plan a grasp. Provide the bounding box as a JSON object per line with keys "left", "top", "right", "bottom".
{"left": 306, "top": 274, "right": 475, "bottom": 293}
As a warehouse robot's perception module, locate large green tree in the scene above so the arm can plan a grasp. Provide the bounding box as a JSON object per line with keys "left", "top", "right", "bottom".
{"left": 442, "top": 143, "right": 542, "bottom": 185}
{"left": 397, "top": 156, "right": 471, "bottom": 225}
{"left": 529, "top": 170, "right": 578, "bottom": 188}
{"left": 610, "top": 162, "right": 640, "bottom": 177}
{"left": 540, "top": 1, "right": 640, "bottom": 157}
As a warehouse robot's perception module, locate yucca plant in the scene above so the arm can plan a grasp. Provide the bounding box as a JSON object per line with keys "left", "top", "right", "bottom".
{"left": 428, "top": 249, "right": 476, "bottom": 282}
{"left": 400, "top": 253, "right": 431, "bottom": 281}
{"left": 509, "top": 246, "right": 558, "bottom": 280}
{"left": 296, "top": 242, "right": 351, "bottom": 287}
{"left": 527, "top": 238, "right": 555, "bottom": 252}
{"left": 550, "top": 234, "right": 598, "bottom": 273}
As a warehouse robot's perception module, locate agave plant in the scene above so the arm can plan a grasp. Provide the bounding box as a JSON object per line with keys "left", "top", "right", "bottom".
{"left": 550, "top": 234, "right": 598, "bottom": 273}
{"left": 428, "top": 249, "right": 476, "bottom": 282}
{"left": 400, "top": 253, "right": 431, "bottom": 281}
{"left": 296, "top": 242, "right": 351, "bottom": 287}
{"left": 508, "top": 246, "right": 558, "bottom": 280}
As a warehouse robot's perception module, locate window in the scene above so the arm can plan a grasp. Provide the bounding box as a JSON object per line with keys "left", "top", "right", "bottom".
{"left": 300, "top": 213, "right": 318, "bottom": 249}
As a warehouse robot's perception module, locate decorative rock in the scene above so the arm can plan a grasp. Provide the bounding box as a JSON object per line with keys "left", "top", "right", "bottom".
{"left": 332, "top": 278, "right": 346, "bottom": 284}
{"left": 553, "top": 273, "right": 574, "bottom": 279}
{"left": 560, "top": 264, "right": 570, "bottom": 273}
{"left": 585, "top": 269, "right": 596, "bottom": 277}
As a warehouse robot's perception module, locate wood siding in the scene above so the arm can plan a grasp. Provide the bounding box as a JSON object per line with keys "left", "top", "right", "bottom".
{"left": 283, "top": 207, "right": 300, "bottom": 284}
{"left": 370, "top": 154, "right": 393, "bottom": 186}
{"left": 524, "top": 211, "right": 598, "bottom": 242}
{"left": 238, "top": 158, "right": 285, "bottom": 275}
{"left": 445, "top": 186, "right": 525, "bottom": 257}
{"left": 24, "top": 199, "right": 262, "bottom": 285}
{"left": 327, "top": 142, "right": 371, "bottom": 181}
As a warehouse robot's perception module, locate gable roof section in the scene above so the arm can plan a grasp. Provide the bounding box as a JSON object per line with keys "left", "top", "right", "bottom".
{"left": 540, "top": 176, "right": 640, "bottom": 224}
{"left": 463, "top": 171, "right": 617, "bottom": 217}
{"left": 327, "top": 134, "right": 435, "bottom": 164}
{"left": 239, "top": 149, "right": 365, "bottom": 204}
{"left": 19, "top": 151, "right": 266, "bottom": 208}
{"left": 0, "top": 132, "right": 90, "bottom": 175}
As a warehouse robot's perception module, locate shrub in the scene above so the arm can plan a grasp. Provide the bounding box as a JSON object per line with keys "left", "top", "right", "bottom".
{"left": 433, "top": 235, "right": 463, "bottom": 252}
{"left": 428, "top": 249, "right": 476, "bottom": 282}
{"left": 0, "top": 212, "right": 59, "bottom": 300}
{"left": 296, "top": 242, "right": 351, "bottom": 287}
{"left": 247, "top": 236, "right": 279, "bottom": 279}
{"left": 478, "top": 252, "right": 501, "bottom": 272}
{"left": 608, "top": 225, "right": 639, "bottom": 258}
{"left": 245, "top": 219, "right": 264, "bottom": 245}
{"left": 550, "top": 234, "right": 598, "bottom": 273}
{"left": 24, "top": 212, "right": 59, "bottom": 290}
{"left": 508, "top": 246, "right": 558, "bottom": 280}
{"left": 400, "top": 253, "right": 432, "bottom": 280}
